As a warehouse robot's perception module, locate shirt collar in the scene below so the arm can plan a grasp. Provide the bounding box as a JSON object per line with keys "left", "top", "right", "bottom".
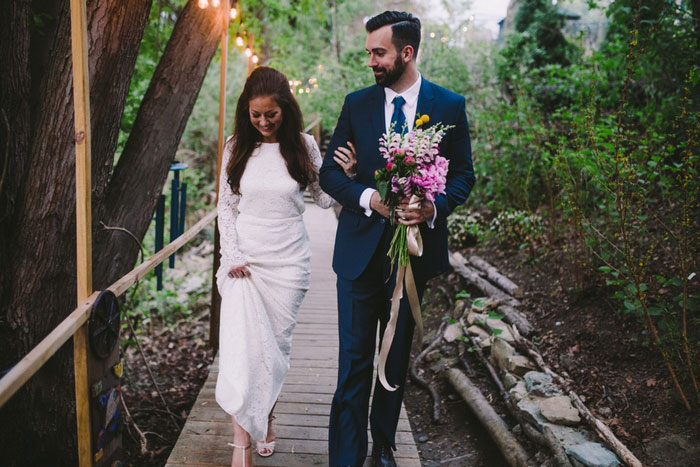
{"left": 384, "top": 74, "right": 422, "bottom": 106}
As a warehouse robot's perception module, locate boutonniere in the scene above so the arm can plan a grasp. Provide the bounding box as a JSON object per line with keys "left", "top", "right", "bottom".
{"left": 414, "top": 113, "right": 430, "bottom": 128}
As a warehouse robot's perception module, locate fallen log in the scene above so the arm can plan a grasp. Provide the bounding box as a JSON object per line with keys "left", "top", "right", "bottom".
{"left": 469, "top": 255, "right": 523, "bottom": 298}
{"left": 510, "top": 327, "right": 643, "bottom": 467}
{"left": 497, "top": 304, "right": 534, "bottom": 336}
{"left": 449, "top": 251, "right": 520, "bottom": 307}
{"left": 446, "top": 368, "right": 535, "bottom": 467}
{"left": 471, "top": 339, "right": 572, "bottom": 467}
{"left": 410, "top": 323, "right": 446, "bottom": 423}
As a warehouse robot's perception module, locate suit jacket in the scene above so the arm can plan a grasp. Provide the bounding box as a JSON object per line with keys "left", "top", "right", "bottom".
{"left": 319, "top": 78, "right": 475, "bottom": 284}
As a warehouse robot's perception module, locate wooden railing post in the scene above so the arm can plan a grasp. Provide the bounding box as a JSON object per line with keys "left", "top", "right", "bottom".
{"left": 69, "top": 0, "right": 93, "bottom": 465}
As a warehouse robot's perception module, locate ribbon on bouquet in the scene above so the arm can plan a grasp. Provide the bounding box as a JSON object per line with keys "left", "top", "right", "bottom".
{"left": 377, "top": 195, "right": 425, "bottom": 392}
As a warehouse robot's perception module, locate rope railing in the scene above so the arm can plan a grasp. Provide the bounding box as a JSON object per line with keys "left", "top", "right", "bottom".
{"left": 0, "top": 208, "right": 218, "bottom": 408}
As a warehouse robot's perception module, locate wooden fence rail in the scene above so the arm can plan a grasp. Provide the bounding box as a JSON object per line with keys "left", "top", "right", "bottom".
{"left": 0, "top": 208, "right": 218, "bottom": 408}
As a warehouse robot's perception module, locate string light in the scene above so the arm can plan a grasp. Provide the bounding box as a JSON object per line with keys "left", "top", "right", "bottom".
{"left": 462, "top": 26, "right": 468, "bottom": 32}
{"left": 198, "top": 0, "right": 208, "bottom": 8}
{"left": 429, "top": 32, "right": 436, "bottom": 38}
{"left": 230, "top": 6, "right": 237, "bottom": 19}
{"left": 244, "top": 48, "right": 253, "bottom": 57}
{"left": 211, "top": 0, "right": 220, "bottom": 7}
{"left": 235, "top": 34, "right": 244, "bottom": 47}
{"left": 252, "top": 55, "right": 259, "bottom": 64}
{"left": 441, "top": 36, "right": 448, "bottom": 43}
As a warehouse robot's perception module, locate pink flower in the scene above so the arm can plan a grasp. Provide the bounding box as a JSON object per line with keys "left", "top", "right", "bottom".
{"left": 404, "top": 156, "right": 415, "bottom": 166}
{"left": 386, "top": 162, "right": 395, "bottom": 170}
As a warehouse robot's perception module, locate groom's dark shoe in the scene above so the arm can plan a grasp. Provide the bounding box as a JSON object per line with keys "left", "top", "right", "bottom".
{"left": 371, "top": 443, "right": 397, "bottom": 467}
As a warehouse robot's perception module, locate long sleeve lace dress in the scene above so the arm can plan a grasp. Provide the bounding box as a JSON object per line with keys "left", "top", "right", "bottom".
{"left": 215, "top": 133, "right": 334, "bottom": 442}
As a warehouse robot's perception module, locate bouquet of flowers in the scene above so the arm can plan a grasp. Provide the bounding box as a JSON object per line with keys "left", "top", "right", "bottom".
{"left": 373, "top": 115, "right": 453, "bottom": 266}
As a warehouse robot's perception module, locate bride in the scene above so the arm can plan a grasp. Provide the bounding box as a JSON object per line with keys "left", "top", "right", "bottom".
{"left": 215, "top": 66, "right": 351, "bottom": 467}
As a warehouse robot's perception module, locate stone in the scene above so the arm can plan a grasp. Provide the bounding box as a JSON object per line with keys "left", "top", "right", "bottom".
{"left": 471, "top": 297, "right": 489, "bottom": 312}
{"left": 485, "top": 318, "right": 515, "bottom": 342}
{"left": 524, "top": 371, "right": 561, "bottom": 397}
{"left": 544, "top": 423, "right": 595, "bottom": 450}
{"left": 417, "top": 435, "right": 429, "bottom": 443}
{"left": 443, "top": 323, "right": 464, "bottom": 343}
{"left": 506, "top": 355, "right": 537, "bottom": 376}
{"left": 540, "top": 396, "right": 581, "bottom": 426}
{"left": 502, "top": 371, "right": 520, "bottom": 390}
{"left": 490, "top": 337, "right": 516, "bottom": 371}
{"left": 466, "top": 325, "right": 490, "bottom": 346}
{"left": 565, "top": 442, "right": 620, "bottom": 467}
{"left": 452, "top": 299, "right": 468, "bottom": 319}
{"left": 645, "top": 434, "right": 700, "bottom": 467}
{"left": 596, "top": 407, "right": 612, "bottom": 418}
{"left": 509, "top": 381, "right": 528, "bottom": 403}
{"left": 516, "top": 394, "right": 546, "bottom": 429}
{"left": 425, "top": 349, "right": 441, "bottom": 362}
{"left": 467, "top": 311, "right": 487, "bottom": 325}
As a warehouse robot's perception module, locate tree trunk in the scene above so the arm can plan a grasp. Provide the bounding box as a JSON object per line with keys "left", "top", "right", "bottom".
{"left": 0, "top": 0, "right": 224, "bottom": 464}
{"left": 94, "top": 0, "right": 224, "bottom": 289}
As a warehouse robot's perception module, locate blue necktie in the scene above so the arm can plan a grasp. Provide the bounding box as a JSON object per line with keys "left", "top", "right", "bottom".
{"left": 390, "top": 95, "right": 407, "bottom": 134}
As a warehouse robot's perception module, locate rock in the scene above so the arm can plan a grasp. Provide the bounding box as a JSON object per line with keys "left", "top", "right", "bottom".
{"left": 509, "top": 381, "right": 528, "bottom": 403}
{"left": 524, "top": 371, "right": 561, "bottom": 397}
{"left": 565, "top": 442, "right": 620, "bottom": 467}
{"left": 516, "top": 394, "right": 547, "bottom": 429}
{"left": 645, "top": 434, "right": 700, "bottom": 467}
{"left": 443, "top": 323, "right": 464, "bottom": 343}
{"left": 540, "top": 396, "right": 581, "bottom": 426}
{"left": 502, "top": 371, "right": 520, "bottom": 390}
{"left": 425, "top": 349, "right": 441, "bottom": 362}
{"left": 490, "top": 337, "right": 516, "bottom": 371}
{"left": 545, "top": 423, "right": 595, "bottom": 449}
{"left": 422, "top": 329, "right": 437, "bottom": 347}
{"left": 452, "top": 299, "right": 468, "bottom": 319}
{"left": 560, "top": 353, "right": 578, "bottom": 372}
{"left": 596, "top": 407, "right": 612, "bottom": 418}
{"left": 466, "top": 325, "right": 490, "bottom": 346}
{"left": 485, "top": 317, "right": 514, "bottom": 342}
{"left": 417, "top": 435, "right": 429, "bottom": 443}
{"left": 506, "top": 355, "right": 536, "bottom": 376}
{"left": 467, "top": 311, "right": 487, "bottom": 325}
{"left": 471, "top": 297, "right": 489, "bottom": 312}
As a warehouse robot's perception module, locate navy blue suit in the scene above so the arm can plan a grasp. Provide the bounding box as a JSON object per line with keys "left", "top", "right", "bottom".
{"left": 320, "top": 78, "right": 475, "bottom": 466}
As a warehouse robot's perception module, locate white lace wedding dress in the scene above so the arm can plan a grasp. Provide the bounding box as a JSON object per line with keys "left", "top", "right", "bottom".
{"left": 215, "top": 133, "right": 334, "bottom": 443}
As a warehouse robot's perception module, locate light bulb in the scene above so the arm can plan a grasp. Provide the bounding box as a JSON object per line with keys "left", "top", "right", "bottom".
{"left": 252, "top": 55, "right": 259, "bottom": 64}
{"left": 211, "top": 0, "right": 220, "bottom": 7}
{"left": 429, "top": 32, "right": 436, "bottom": 38}
{"left": 235, "top": 35, "right": 244, "bottom": 47}
{"left": 198, "top": 0, "right": 208, "bottom": 9}
{"left": 244, "top": 48, "right": 252, "bottom": 57}
{"left": 230, "top": 7, "right": 237, "bottom": 19}
{"left": 305, "top": 87, "right": 311, "bottom": 93}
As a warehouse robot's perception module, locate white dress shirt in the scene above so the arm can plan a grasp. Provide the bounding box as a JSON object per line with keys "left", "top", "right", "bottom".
{"left": 358, "top": 75, "right": 436, "bottom": 227}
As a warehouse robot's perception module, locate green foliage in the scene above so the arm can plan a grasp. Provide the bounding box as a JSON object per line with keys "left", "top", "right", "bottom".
{"left": 489, "top": 209, "right": 544, "bottom": 248}
{"left": 447, "top": 205, "right": 485, "bottom": 249}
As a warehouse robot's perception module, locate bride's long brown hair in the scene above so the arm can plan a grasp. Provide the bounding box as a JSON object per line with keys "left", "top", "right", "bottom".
{"left": 226, "top": 66, "right": 315, "bottom": 195}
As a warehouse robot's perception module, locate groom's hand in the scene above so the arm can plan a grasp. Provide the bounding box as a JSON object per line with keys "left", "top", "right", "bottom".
{"left": 370, "top": 191, "right": 391, "bottom": 219}
{"left": 396, "top": 199, "right": 435, "bottom": 226}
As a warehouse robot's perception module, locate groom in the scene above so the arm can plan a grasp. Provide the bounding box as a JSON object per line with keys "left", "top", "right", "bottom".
{"left": 320, "top": 10, "right": 475, "bottom": 467}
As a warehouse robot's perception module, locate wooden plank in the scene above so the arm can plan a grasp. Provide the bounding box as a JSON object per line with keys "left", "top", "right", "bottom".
{"left": 69, "top": 0, "right": 93, "bottom": 463}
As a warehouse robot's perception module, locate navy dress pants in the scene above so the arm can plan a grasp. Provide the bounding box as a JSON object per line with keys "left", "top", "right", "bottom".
{"left": 328, "top": 225, "right": 426, "bottom": 467}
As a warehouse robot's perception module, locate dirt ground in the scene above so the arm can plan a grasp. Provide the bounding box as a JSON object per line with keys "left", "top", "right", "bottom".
{"left": 403, "top": 241, "right": 700, "bottom": 466}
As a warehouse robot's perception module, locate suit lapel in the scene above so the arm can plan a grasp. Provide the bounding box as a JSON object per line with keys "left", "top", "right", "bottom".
{"left": 370, "top": 84, "right": 386, "bottom": 144}
{"left": 417, "top": 78, "right": 435, "bottom": 123}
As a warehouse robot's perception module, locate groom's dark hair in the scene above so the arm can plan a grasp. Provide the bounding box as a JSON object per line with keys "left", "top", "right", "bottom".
{"left": 366, "top": 11, "right": 421, "bottom": 57}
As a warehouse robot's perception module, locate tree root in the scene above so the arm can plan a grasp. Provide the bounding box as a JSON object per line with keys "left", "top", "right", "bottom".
{"left": 410, "top": 322, "right": 446, "bottom": 423}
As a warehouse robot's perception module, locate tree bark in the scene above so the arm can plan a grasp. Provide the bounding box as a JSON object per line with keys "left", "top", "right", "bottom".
{"left": 0, "top": 0, "right": 224, "bottom": 464}
{"left": 94, "top": 0, "right": 224, "bottom": 289}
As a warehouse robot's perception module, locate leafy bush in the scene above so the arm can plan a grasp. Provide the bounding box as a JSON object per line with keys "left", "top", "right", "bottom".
{"left": 447, "top": 206, "right": 485, "bottom": 249}
{"left": 489, "top": 209, "right": 545, "bottom": 248}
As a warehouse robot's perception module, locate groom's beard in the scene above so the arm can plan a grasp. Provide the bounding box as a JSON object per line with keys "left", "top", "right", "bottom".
{"left": 372, "top": 55, "right": 405, "bottom": 87}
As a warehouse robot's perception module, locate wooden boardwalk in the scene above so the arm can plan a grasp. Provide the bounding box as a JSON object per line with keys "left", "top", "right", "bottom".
{"left": 166, "top": 203, "right": 420, "bottom": 466}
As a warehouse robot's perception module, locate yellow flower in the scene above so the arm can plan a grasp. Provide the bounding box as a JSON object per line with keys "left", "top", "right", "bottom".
{"left": 415, "top": 119, "right": 423, "bottom": 127}
{"left": 420, "top": 114, "right": 430, "bottom": 125}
